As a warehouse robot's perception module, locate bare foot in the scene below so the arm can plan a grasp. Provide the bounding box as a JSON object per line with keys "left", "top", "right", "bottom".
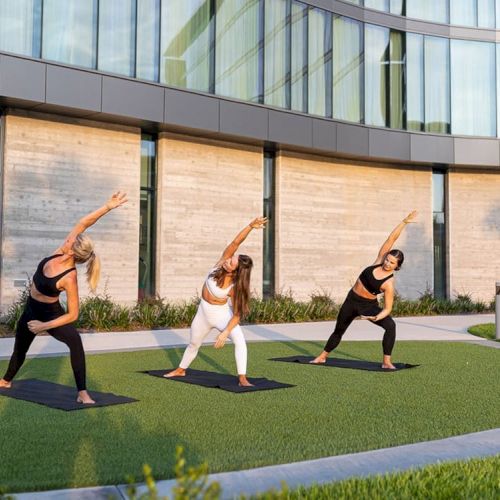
{"left": 310, "top": 352, "right": 328, "bottom": 364}
{"left": 77, "top": 390, "right": 95, "bottom": 404}
{"left": 382, "top": 355, "right": 396, "bottom": 370}
{"left": 0, "top": 379, "right": 12, "bottom": 389}
{"left": 164, "top": 368, "right": 186, "bottom": 378}
{"left": 238, "top": 375, "right": 254, "bottom": 387}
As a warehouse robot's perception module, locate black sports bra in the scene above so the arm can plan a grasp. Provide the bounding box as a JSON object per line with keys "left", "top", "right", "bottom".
{"left": 32, "top": 254, "right": 76, "bottom": 297}
{"left": 358, "top": 264, "right": 393, "bottom": 296}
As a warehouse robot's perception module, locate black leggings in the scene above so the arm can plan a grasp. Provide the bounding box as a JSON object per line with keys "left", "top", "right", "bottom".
{"left": 3, "top": 296, "right": 86, "bottom": 391}
{"left": 324, "top": 289, "right": 396, "bottom": 356}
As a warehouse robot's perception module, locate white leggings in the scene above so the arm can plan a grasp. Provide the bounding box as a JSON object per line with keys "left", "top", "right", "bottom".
{"left": 179, "top": 298, "right": 247, "bottom": 375}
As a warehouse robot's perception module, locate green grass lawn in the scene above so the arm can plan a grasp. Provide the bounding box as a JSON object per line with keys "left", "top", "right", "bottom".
{"left": 468, "top": 323, "right": 498, "bottom": 341}
{"left": 256, "top": 455, "right": 500, "bottom": 499}
{"left": 0, "top": 341, "right": 499, "bottom": 493}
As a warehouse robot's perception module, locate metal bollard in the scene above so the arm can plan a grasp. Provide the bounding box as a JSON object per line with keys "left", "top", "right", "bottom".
{"left": 496, "top": 282, "right": 500, "bottom": 340}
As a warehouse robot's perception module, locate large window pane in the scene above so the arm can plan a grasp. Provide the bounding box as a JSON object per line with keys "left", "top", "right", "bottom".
{"left": 291, "top": 1, "right": 307, "bottom": 112}
{"left": 365, "top": 24, "right": 389, "bottom": 127}
{"left": 98, "top": 0, "right": 136, "bottom": 76}
{"left": 333, "top": 16, "right": 363, "bottom": 123}
{"left": 264, "top": 0, "right": 288, "bottom": 108}
{"left": 365, "top": 0, "right": 390, "bottom": 11}
{"left": 432, "top": 171, "right": 447, "bottom": 300}
{"left": 407, "top": 0, "right": 449, "bottom": 23}
{"left": 389, "top": 31, "right": 405, "bottom": 129}
{"left": 406, "top": 33, "right": 424, "bottom": 131}
{"left": 0, "top": 0, "right": 41, "bottom": 57}
{"left": 308, "top": 8, "right": 332, "bottom": 117}
{"left": 215, "top": 0, "right": 260, "bottom": 102}
{"left": 161, "top": 0, "right": 212, "bottom": 91}
{"left": 263, "top": 151, "right": 276, "bottom": 298}
{"left": 137, "top": 0, "right": 160, "bottom": 81}
{"left": 390, "top": 0, "right": 405, "bottom": 15}
{"left": 451, "top": 40, "right": 496, "bottom": 136}
{"left": 42, "top": 0, "right": 96, "bottom": 68}
{"left": 450, "top": 0, "right": 478, "bottom": 26}
{"left": 424, "top": 36, "right": 450, "bottom": 134}
{"left": 478, "top": 0, "right": 495, "bottom": 28}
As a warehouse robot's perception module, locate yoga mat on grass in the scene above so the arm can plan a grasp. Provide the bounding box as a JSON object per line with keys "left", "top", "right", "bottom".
{"left": 270, "top": 356, "right": 419, "bottom": 372}
{"left": 143, "top": 369, "right": 295, "bottom": 393}
{"left": 0, "top": 379, "right": 138, "bottom": 411}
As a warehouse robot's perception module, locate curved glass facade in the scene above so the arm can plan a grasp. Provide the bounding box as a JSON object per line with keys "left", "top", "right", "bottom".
{"left": 0, "top": 0, "right": 499, "bottom": 137}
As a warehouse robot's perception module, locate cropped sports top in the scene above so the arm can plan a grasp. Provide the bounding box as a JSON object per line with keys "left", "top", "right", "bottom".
{"left": 205, "top": 267, "right": 234, "bottom": 299}
{"left": 358, "top": 264, "right": 393, "bottom": 296}
{"left": 32, "top": 254, "right": 76, "bottom": 297}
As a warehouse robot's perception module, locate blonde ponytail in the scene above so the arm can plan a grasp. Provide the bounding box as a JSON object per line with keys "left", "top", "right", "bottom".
{"left": 72, "top": 234, "right": 101, "bottom": 293}
{"left": 86, "top": 252, "right": 101, "bottom": 292}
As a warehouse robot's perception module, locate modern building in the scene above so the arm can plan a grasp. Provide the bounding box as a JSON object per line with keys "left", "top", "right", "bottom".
{"left": 0, "top": 0, "right": 499, "bottom": 311}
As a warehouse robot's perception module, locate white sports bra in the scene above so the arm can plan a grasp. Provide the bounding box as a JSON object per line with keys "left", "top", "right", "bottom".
{"left": 205, "top": 267, "right": 234, "bottom": 299}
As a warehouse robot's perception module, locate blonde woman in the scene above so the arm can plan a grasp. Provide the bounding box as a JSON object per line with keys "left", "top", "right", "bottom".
{"left": 0, "top": 192, "right": 127, "bottom": 404}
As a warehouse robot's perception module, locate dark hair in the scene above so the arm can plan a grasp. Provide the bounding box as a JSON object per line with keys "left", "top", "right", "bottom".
{"left": 210, "top": 255, "right": 253, "bottom": 318}
{"left": 388, "top": 249, "right": 404, "bottom": 270}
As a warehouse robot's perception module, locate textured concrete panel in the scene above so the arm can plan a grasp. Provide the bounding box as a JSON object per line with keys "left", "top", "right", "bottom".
{"left": 269, "top": 110, "right": 313, "bottom": 148}
{"left": 45, "top": 66, "right": 102, "bottom": 112}
{"left": 369, "top": 128, "right": 410, "bottom": 161}
{"left": 410, "top": 134, "right": 454, "bottom": 164}
{"left": 156, "top": 133, "right": 263, "bottom": 301}
{"left": 454, "top": 138, "right": 500, "bottom": 167}
{"left": 219, "top": 100, "right": 269, "bottom": 140}
{"left": 0, "top": 55, "right": 45, "bottom": 103}
{"left": 337, "top": 123, "right": 369, "bottom": 156}
{"left": 102, "top": 76, "right": 164, "bottom": 122}
{"left": 164, "top": 88, "right": 219, "bottom": 132}
{"left": 312, "top": 118, "right": 337, "bottom": 152}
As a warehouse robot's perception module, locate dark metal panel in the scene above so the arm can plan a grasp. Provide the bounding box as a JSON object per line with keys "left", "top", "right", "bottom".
{"left": 336, "top": 122, "right": 369, "bottom": 156}
{"left": 312, "top": 118, "right": 337, "bottom": 152}
{"left": 45, "top": 65, "right": 101, "bottom": 112}
{"left": 0, "top": 55, "right": 45, "bottom": 103}
{"left": 164, "top": 88, "right": 219, "bottom": 133}
{"left": 268, "top": 110, "right": 313, "bottom": 148}
{"left": 219, "top": 100, "right": 269, "bottom": 140}
{"left": 369, "top": 128, "right": 410, "bottom": 161}
{"left": 410, "top": 134, "right": 454, "bottom": 164}
{"left": 101, "top": 76, "right": 165, "bottom": 122}
{"left": 454, "top": 138, "right": 500, "bottom": 167}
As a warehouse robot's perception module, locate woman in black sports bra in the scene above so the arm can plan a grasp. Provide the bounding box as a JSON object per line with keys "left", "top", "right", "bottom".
{"left": 0, "top": 192, "right": 127, "bottom": 403}
{"left": 312, "top": 211, "right": 417, "bottom": 369}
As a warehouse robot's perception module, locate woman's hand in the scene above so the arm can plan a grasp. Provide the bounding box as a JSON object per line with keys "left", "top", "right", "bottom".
{"left": 27, "top": 320, "right": 47, "bottom": 334}
{"left": 360, "top": 315, "right": 380, "bottom": 322}
{"left": 106, "top": 191, "right": 128, "bottom": 210}
{"left": 214, "top": 330, "right": 230, "bottom": 349}
{"left": 249, "top": 217, "right": 268, "bottom": 229}
{"left": 403, "top": 210, "right": 417, "bottom": 224}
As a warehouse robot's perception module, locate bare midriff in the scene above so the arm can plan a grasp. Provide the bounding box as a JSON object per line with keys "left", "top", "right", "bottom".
{"left": 351, "top": 279, "right": 379, "bottom": 299}
{"left": 201, "top": 274, "right": 234, "bottom": 305}
{"left": 30, "top": 282, "right": 60, "bottom": 304}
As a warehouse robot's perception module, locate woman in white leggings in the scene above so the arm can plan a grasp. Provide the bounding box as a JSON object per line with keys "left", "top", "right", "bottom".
{"left": 165, "top": 217, "right": 267, "bottom": 386}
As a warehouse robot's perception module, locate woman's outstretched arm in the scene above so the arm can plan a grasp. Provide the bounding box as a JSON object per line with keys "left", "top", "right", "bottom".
{"left": 374, "top": 210, "right": 417, "bottom": 264}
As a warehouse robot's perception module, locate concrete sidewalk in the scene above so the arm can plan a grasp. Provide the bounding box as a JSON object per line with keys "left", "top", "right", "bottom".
{"left": 0, "top": 313, "right": 495, "bottom": 360}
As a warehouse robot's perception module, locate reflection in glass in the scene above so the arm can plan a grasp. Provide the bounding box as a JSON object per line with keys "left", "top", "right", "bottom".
{"left": 406, "top": 33, "right": 424, "bottom": 131}
{"left": 450, "top": 0, "right": 477, "bottom": 26}
{"left": 424, "top": 36, "right": 450, "bottom": 133}
{"left": 432, "top": 171, "right": 447, "bottom": 299}
{"left": 333, "top": 16, "right": 363, "bottom": 123}
{"left": 365, "top": 0, "right": 390, "bottom": 11}
{"left": 42, "top": 0, "right": 97, "bottom": 68}
{"left": 389, "top": 30, "right": 405, "bottom": 129}
{"left": 161, "top": 0, "right": 212, "bottom": 91}
{"left": 215, "top": 0, "right": 260, "bottom": 102}
{"left": 0, "top": 0, "right": 41, "bottom": 57}
{"left": 478, "top": 0, "right": 495, "bottom": 28}
{"left": 406, "top": 0, "right": 449, "bottom": 23}
{"left": 390, "top": 0, "right": 405, "bottom": 15}
{"left": 263, "top": 152, "right": 276, "bottom": 298}
{"left": 291, "top": 1, "right": 307, "bottom": 112}
{"left": 137, "top": 0, "right": 160, "bottom": 81}
{"left": 451, "top": 40, "right": 496, "bottom": 136}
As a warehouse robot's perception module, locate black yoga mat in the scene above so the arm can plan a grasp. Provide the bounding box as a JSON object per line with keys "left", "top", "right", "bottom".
{"left": 0, "top": 379, "right": 138, "bottom": 411}
{"left": 270, "top": 356, "right": 419, "bottom": 372}
{"left": 143, "top": 369, "right": 295, "bottom": 393}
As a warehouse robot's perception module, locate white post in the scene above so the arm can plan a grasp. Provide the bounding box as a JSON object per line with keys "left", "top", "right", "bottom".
{"left": 496, "top": 282, "right": 500, "bottom": 340}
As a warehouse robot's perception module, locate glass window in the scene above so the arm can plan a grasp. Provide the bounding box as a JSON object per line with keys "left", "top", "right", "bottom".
{"left": 0, "top": 0, "right": 41, "bottom": 57}
{"left": 432, "top": 171, "right": 447, "bottom": 299}
{"left": 215, "top": 0, "right": 260, "bottom": 102}
{"left": 291, "top": 1, "right": 307, "bottom": 113}
{"left": 42, "top": 0, "right": 97, "bottom": 68}
{"left": 333, "top": 16, "right": 363, "bottom": 123}
{"left": 365, "top": 24, "right": 389, "bottom": 127}
{"left": 263, "top": 151, "right": 276, "bottom": 298}
{"left": 451, "top": 40, "right": 496, "bottom": 136}
{"left": 450, "top": 0, "right": 478, "bottom": 26}
{"left": 365, "top": 0, "right": 390, "bottom": 11}
{"left": 264, "top": 0, "right": 289, "bottom": 108}
{"left": 478, "top": 0, "right": 495, "bottom": 28}
{"left": 342, "top": 0, "right": 362, "bottom": 4}
{"left": 406, "top": 33, "right": 424, "bottom": 132}
{"left": 424, "top": 36, "right": 450, "bottom": 134}
{"left": 308, "top": 7, "right": 332, "bottom": 117}
{"left": 98, "top": 0, "right": 136, "bottom": 77}
{"left": 390, "top": 0, "right": 406, "bottom": 15}
{"left": 137, "top": 0, "right": 160, "bottom": 81}
{"left": 161, "top": 0, "right": 212, "bottom": 92}
{"left": 497, "top": 44, "right": 500, "bottom": 137}
{"left": 389, "top": 30, "right": 405, "bottom": 129}
{"left": 407, "top": 0, "right": 449, "bottom": 23}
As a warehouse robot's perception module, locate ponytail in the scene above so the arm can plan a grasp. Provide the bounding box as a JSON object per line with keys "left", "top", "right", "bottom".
{"left": 86, "top": 252, "right": 101, "bottom": 293}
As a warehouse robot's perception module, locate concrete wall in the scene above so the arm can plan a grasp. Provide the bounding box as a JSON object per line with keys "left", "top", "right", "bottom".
{"left": 448, "top": 170, "right": 500, "bottom": 302}
{"left": 156, "top": 133, "right": 263, "bottom": 301}
{"left": 0, "top": 111, "right": 140, "bottom": 310}
{"left": 276, "top": 152, "right": 434, "bottom": 301}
